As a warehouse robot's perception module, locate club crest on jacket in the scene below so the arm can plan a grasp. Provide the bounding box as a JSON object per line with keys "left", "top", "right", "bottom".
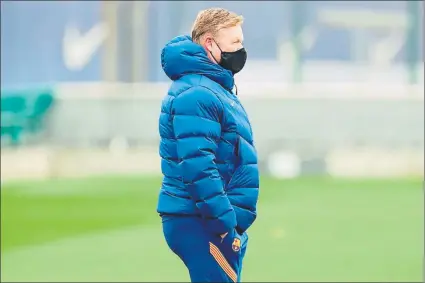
{"left": 232, "top": 237, "right": 241, "bottom": 252}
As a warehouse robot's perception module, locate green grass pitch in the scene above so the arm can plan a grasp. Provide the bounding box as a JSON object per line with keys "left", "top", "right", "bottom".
{"left": 1, "top": 175, "right": 423, "bottom": 282}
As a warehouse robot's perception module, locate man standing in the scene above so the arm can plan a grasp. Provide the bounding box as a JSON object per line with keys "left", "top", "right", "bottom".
{"left": 157, "top": 8, "right": 260, "bottom": 283}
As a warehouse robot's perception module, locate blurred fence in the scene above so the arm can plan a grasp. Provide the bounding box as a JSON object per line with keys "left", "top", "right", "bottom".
{"left": 1, "top": 82, "right": 423, "bottom": 180}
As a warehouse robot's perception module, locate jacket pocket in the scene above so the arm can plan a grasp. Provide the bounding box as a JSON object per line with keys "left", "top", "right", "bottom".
{"left": 233, "top": 136, "right": 241, "bottom": 166}
{"left": 235, "top": 137, "right": 257, "bottom": 166}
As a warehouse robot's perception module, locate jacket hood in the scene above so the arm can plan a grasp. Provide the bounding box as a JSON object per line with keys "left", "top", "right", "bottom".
{"left": 161, "top": 35, "right": 234, "bottom": 90}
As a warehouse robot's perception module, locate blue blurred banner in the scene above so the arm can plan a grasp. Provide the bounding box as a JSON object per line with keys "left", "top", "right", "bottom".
{"left": 1, "top": 1, "right": 103, "bottom": 86}
{"left": 1, "top": 1, "right": 423, "bottom": 85}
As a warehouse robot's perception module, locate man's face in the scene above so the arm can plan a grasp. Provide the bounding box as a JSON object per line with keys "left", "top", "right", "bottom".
{"left": 203, "top": 25, "right": 244, "bottom": 64}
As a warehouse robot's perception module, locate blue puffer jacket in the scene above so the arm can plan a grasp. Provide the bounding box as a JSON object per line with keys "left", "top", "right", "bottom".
{"left": 157, "top": 35, "right": 259, "bottom": 235}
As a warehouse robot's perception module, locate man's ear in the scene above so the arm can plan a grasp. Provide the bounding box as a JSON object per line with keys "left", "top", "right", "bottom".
{"left": 202, "top": 33, "right": 214, "bottom": 52}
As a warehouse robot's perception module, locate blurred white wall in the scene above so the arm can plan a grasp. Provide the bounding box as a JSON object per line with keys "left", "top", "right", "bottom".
{"left": 1, "top": 83, "right": 423, "bottom": 181}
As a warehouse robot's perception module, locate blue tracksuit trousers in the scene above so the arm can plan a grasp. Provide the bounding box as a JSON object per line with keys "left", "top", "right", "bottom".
{"left": 162, "top": 215, "right": 248, "bottom": 282}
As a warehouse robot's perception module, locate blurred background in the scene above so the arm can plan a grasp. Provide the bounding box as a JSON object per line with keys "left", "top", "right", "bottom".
{"left": 0, "top": 1, "right": 423, "bottom": 282}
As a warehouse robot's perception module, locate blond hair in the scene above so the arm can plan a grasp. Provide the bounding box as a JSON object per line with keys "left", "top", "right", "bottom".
{"left": 191, "top": 8, "right": 244, "bottom": 43}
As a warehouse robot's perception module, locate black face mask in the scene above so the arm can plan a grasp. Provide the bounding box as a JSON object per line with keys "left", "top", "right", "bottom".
{"left": 211, "top": 40, "right": 247, "bottom": 75}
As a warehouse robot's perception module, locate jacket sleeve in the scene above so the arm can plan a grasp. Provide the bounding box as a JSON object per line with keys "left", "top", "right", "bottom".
{"left": 172, "top": 86, "right": 237, "bottom": 235}
{"left": 231, "top": 189, "right": 259, "bottom": 234}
